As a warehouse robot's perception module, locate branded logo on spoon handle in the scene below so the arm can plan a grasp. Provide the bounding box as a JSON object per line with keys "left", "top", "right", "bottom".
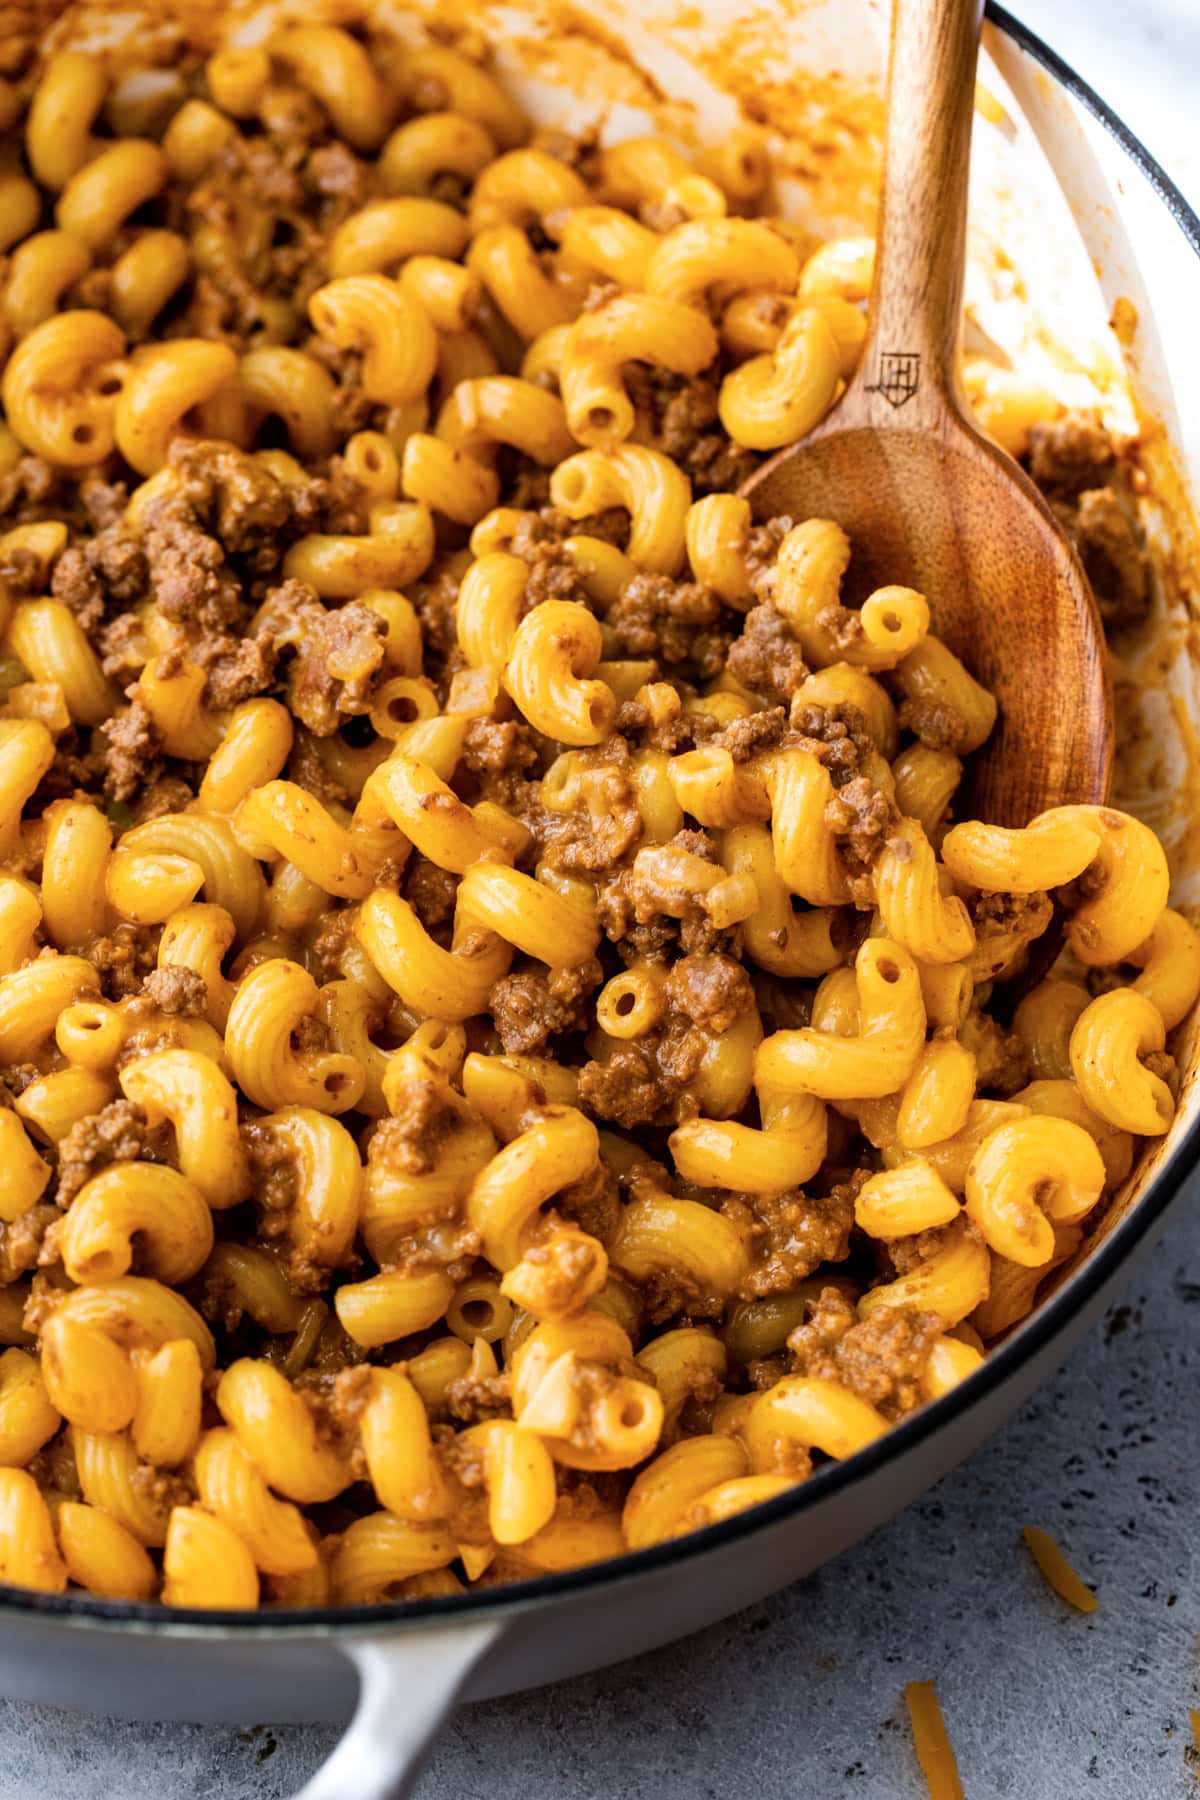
{"left": 865, "top": 350, "right": 921, "bottom": 408}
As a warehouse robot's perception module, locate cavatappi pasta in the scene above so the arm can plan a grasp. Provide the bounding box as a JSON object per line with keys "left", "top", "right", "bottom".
{"left": 0, "top": 24, "right": 1186, "bottom": 1609}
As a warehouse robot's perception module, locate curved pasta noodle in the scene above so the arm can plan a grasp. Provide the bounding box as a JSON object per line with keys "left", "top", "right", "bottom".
{"left": 163, "top": 1506, "right": 259, "bottom": 1609}
{"left": 115, "top": 340, "right": 238, "bottom": 474}
{"left": 282, "top": 502, "right": 435, "bottom": 597}
{"left": 309, "top": 276, "right": 437, "bottom": 408}
{"left": 503, "top": 601, "right": 616, "bottom": 745}
{"left": 1129, "top": 909, "right": 1200, "bottom": 1031}
{"left": 743, "top": 1376, "right": 887, "bottom": 1472}
{"left": 756, "top": 937, "right": 925, "bottom": 1101}
{"left": 719, "top": 308, "right": 841, "bottom": 450}
{"left": 217, "top": 1359, "right": 353, "bottom": 1503}
{"left": 560, "top": 294, "right": 718, "bottom": 447}
{"left": 226, "top": 959, "right": 366, "bottom": 1114}
{"left": 239, "top": 348, "right": 337, "bottom": 460}
{"left": 669, "top": 1088, "right": 826, "bottom": 1194}
{"left": 1041, "top": 805, "right": 1170, "bottom": 966}
{"left": 56, "top": 1163, "right": 215, "bottom": 1286}
{"left": 859, "top": 1218, "right": 990, "bottom": 1325}
{"left": 275, "top": 26, "right": 394, "bottom": 151}
{"left": 380, "top": 111, "right": 497, "bottom": 197}
{"left": 56, "top": 140, "right": 167, "bottom": 248}
{"left": 1069, "top": 990, "right": 1174, "bottom": 1135}
{"left": 330, "top": 198, "right": 469, "bottom": 277}
{"left": 457, "top": 862, "right": 599, "bottom": 966}
{"left": 356, "top": 887, "right": 512, "bottom": 1022}
{"left": 4, "top": 230, "right": 93, "bottom": 336}
{"left": 646, "top": 218, "right": 799, "bottom": 308}
{"left": 26, "top": 51, "right": 107, "bottom": 189}
{"left": 875, "top": 820, "right": 975, "bottom": 964}
{"left": 964, "top": 1116, "right": 1105, "bottom": 1266}
{"left": 550, "top": 446, "right": 691, "bottom": 574}
{"left": 0, "top": 1469, "right": 66, "bottom": 1592}
{"left": 118, "top": 1049, "right": 250, "bottom": 1208}
{"left": 2, "top": 311, "right": 126, "bottom": 466}
{"left": 194, "top": 1428, "right": 317, "bottom": 1577}
{"left": 115, "top": 813, "right": 266, "bottom": 940}
{"left": 610, "top": 1186, "right": 748, "bottom": 1299}
{"left": 467, "top": 1106, "right": 599, "bottom": 1268}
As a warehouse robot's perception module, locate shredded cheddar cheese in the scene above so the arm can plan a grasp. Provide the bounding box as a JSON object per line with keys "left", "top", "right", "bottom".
{"left": 904, "top": 1681, "right": 965, "bottom": 1800}
{"left": 1022, "top": 1526, "right": 1099, "bottom": 1613}
{"left": 973, "top": 80, "right": 1009, "bottom": 128}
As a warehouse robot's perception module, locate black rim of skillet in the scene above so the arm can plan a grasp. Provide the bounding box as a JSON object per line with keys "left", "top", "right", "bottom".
{"left": 5, "top": 3, "right": 1200, "bottom": 1635}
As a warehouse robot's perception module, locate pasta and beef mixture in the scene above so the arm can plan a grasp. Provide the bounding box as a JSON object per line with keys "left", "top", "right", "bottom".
{"left": 0, "top": 20, "right": 1189, "bottom": 1608}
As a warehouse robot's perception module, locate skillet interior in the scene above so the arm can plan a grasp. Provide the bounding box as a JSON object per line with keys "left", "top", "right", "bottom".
{"left": 1, "top": 0, "right": 1198, "bottom": 1642}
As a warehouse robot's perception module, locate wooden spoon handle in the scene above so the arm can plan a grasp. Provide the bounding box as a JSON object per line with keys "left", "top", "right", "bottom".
{"left": 841, "top": 0, "right": 985, "bottom": 429}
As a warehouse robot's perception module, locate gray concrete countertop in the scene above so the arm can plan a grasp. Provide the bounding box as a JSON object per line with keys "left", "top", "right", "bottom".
{"left": 3, "top": 1196, "right": 1197, "bottom": 1800}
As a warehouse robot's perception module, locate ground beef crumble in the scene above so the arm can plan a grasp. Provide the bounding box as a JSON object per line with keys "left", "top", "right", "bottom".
{"left": 727, "top": 603, "right": 808, "bottom": 705}
{"left": 577, "top": 1039, "right": 695, "bottom": 1131}
{"left": 132, "top": 775, "right": 197, "bottom": 822}
{"left": 577, "top": 952, "right": 751, "bottom": 1130}
{"left": 556, "top": 1158, "right": 621, "bottom": 1246}
{"left": 100, "top": 697, "right": 165, "bottom": 804}
{"left": 368, "top": 1077, "right": 466, "bottom": 1179}
{"left": 624, "top": 365, "right": 758, "bottom": 494}
{"left": 718, "top": 706, "right": 788, "bottom": 763}
{"left": 194, "top": 628, "right": 277, "bottom": 710}
{"left": 251, "top": 582, "right": 387, "bottom": 736}
{"left": 790, "top": 702, "right": 875, "bottom": 783}
{"left": 787, "top": 1286, "right": 944, "bottom": 1421}
{"left": 895, "top": 696, "right": 970, "bottom": 752}
{"left": 142, "top": 503, "right": 242, "bottom": 637}
{"left": 611, "top": 700, "right": 718, "bottom": 757}
{"left": 240, "top": 1115, "right": 311, "bottom": 1279}
{"left": 408, "top": 566, "right": 462, "bottom": 667}
{"left": 402, "top": 857, "right": 460, "bottom": 934}
{"left": 489, "top": 958, "right": 602, "bottom": 1055}
{"left": 0, "top": 1204, "right": 59, "bottom": 1286}
{"left": 1059, "top": 488, "right": 1148, "bottom": 627}
{"left": 968, "top": 889, "right": 1053, "bottom": 981}
{"left": 606, "top": 572, "right": 731, "bottom": 680}
{"left": 462, "top": 716, "right": 540, "bottom": 798}
{"left": 886, "top": 1223, "right": 965, "bottom": 1279}
{"left": 1027, "top": 415, "right": 1116, "bottom": 497}
{"left": 444, "top": 1369, "right": 513, "bottom": 1425}
{"left": 131, "top": 1464, "right": 194, "bottom": 1512}
{"left": 595, "top": 828, "right": 728, "bottom": 966}
{"left": 1027, "top": 413, "right": 1151, "bottom": 627}
{"left": 1144, "top": 1048, "right": 1178, "bottom": 1094}
{"left": 663, "top": 953, "right": 753, "bottom": 1033}
{"left": 140, "top": 965, "right": 208, "bottom": 1017}
{"left": 54, "top": 1099, "right": 172, "bottom": 1209}
{"left": 722, "top": 1189, "right": 856, "bottom": 1298}
{"left": 827, "top": 780, "right": 902, "bottom": 888}
{"left": 296, "top": 1365, "right": 373, "bottom": 1468}
{"left": 960, "top": 1007, "right": 1031, "bottom": 1096}
{"left": 505, "top": 513, "right": 590, "bottom": 609}
{"left": 522, "top": 735, "right": 643, "bottom": 874}
{"left": 84, "top": 922, "right": 162, "bottom": 999}
{"left": 432, "top": 1425, "right": 491, "bottom": 1545}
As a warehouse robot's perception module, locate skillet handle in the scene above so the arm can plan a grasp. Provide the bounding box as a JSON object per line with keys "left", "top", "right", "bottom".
{"left": 293, "top": 1620, "right": 503, "bottom": 1800}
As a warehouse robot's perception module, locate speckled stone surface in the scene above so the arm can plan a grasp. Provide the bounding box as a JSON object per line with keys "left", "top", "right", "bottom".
{"left": 1, "top": 1193, "right": 1197, "bottom": 1800}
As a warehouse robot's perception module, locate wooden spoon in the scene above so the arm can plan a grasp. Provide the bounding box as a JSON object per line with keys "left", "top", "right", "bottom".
{"left": 740, "top": 0, "right": 1112, "bottom": 823}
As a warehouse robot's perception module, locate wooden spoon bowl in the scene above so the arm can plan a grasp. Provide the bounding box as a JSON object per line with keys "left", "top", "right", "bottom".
{"left": 742, "top": 0, "right": 1112, "bottom": 825}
